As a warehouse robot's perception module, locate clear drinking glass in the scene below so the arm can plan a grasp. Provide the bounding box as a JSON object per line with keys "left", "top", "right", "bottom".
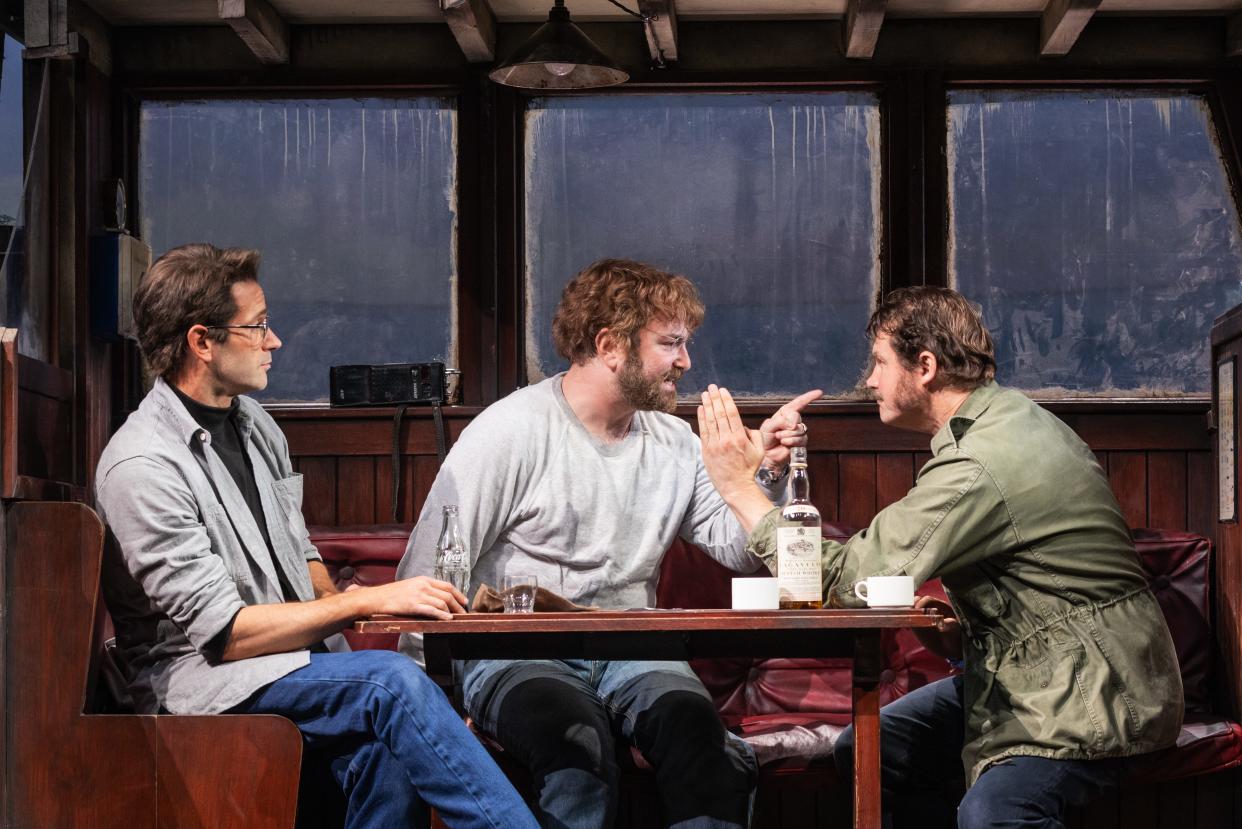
{"left": 501, "top": 575, "right": 537, "bottom": 614}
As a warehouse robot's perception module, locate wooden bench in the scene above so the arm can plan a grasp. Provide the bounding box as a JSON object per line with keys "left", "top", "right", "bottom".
{"left": 6, "top": 500, "right": 303, "bottom": 828}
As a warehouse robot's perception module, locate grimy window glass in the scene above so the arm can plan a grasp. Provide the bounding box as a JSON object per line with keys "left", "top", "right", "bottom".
{"left": 1, "top": 34, "right": 41, "bottom": 359}
{"left": 140, "top": 97, "right": 457, "bottom": 403}
{"left": 948, "top": 90, "right": 1242, "bottom": 396}
{"left": 524, "top": 92, "right": 881, "bottom": 399}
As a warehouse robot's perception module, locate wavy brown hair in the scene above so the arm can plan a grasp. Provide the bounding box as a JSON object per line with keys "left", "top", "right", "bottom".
{"left": 133, "top": 243, "right": 262, "bottom": 379}
{"left": 552, "top": 259, "right": 705, "bottom": 365}
{"left": 867, "top": 286, "right": 996, "bottom": 390}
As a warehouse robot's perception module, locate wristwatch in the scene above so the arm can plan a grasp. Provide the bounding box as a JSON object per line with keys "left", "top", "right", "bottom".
{"left": 755, "top": 464, "right": 790, "bottom": 486}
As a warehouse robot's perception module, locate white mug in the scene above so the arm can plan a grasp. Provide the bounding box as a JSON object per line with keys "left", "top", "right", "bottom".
{"left": 854, "top": 576, "right": 915, "bottom": 608}
{"left": 732, "top": 577, "right": 780, "bottom": 610}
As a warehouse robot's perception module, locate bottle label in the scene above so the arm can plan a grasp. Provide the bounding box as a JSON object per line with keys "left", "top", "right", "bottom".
{"left": 776, "top": 525, "right": 823, "bottom": 603}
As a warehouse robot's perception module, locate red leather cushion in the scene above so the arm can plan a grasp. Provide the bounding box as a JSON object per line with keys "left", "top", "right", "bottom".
{"left": 1131, "top": 528, "right": 1212, "bottom": 714}
{"left": 1127, "top": 714, "right": 1242, "bottom": 783}
{"left": 310, "top": 524, "right": 413, "bottom": 651}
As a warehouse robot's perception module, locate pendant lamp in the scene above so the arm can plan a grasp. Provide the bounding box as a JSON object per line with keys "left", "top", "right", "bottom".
{"left": 489, "top": 0, "right": 629, "bottom": 90}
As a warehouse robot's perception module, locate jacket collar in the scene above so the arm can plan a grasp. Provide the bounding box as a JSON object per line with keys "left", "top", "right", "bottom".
{"left": 930, "top": 381, "right": 1002, "bottom": 455}
{"left": 149, "top": 377, "right": 209, "bottom": 448}
{"left": 148, "top": 377, "right": 257, "bottom": 448}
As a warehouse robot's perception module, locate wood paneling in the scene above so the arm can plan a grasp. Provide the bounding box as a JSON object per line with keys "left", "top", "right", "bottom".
{"left": 1188, "top": 450, "right": 1215, "bottom": 542}
{"left": 1147, "top": 452, "right": 1188, "bottom": 532}
{"left": 838, "top": 454, "right": 878, "bottom": 530}
{"left": 875, "top": 453, "right": 914, "bottom": 510}
{"left": 337, "top": 456, "right": 375, "bottom": 525}
{"left": 1109, "top": 451, "right": 1148, "bottom": 530}
{"left": 808, "top": 452, "right": 839, "bottom": 523}
{"left": 277, "top": 406, "right": 1213, "bottom": 535}
{"left": 296, "top": 456, "right": 337, "bottom": 525}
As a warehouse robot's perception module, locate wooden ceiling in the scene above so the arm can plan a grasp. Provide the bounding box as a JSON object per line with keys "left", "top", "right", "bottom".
{"left": 71, "top": 0, "right": 1242, "bottom": 66}
{"left": 80, "top": 0, "right": 1242, "bottom": 25}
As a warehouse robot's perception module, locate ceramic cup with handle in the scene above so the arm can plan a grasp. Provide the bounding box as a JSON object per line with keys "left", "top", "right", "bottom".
{"left": 854, "top": 575, "right": 915, "bottom": 608}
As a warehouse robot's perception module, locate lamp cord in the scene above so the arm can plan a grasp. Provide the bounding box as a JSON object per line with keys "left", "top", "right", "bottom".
{"left": 599, "top": 0, "right": 668, "bottom": 68}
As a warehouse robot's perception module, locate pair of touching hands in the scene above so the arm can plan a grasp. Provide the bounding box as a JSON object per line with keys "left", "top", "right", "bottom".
{"left": 696, "top": 385, "right": 821, "bottom": 509}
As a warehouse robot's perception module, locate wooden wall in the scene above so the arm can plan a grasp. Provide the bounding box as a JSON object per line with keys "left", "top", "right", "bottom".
{"left": 277, "top": 401, "right": 1212, "bottom": 535}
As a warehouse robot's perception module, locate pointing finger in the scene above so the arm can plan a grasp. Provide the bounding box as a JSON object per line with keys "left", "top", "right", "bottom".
{"left": 779, "top": 388, "right": 824, "bottom": 420}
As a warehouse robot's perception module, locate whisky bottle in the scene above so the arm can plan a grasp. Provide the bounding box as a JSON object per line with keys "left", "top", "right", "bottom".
{"left": 776, "top": 446, "right": 823, "bottom": 609}
{"left": 434, "top": 505, "right": 471, "bottom": 598}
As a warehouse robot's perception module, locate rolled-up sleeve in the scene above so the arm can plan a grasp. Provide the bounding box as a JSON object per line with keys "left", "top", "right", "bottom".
{"left": 97, "top": 456, "right": 247, "bottom": 652}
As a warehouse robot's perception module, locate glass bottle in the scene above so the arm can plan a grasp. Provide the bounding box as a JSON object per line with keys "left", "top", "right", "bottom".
{"left": 776, "top": 446, "right": 823, "bottom": 609}
{"left": 434, "top": 505, "right": 471, "bottom": 598}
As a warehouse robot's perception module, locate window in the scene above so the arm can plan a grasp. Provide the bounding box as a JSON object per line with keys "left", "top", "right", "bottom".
{"left": 523, "top": 92, "right": 882, "bottom": 398}
{"left": 139, "top": 96, "right": 457, "bottom": 403}
{"left": 0, "top": 33, "right": 38, "bottom": 358}
{"left": 948, "top": 89, "right": 1242, "bottom": 395}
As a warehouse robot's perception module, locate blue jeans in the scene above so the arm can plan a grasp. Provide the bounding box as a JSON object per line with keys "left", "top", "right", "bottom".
{"left": 462, "top": 658, "right": 758, "bottom": 829}
{"left": 833, "top": 676, "right": 1126, "bottom": 829}
{"left": 235, "top": 650, "right": 539, "bottom": 829}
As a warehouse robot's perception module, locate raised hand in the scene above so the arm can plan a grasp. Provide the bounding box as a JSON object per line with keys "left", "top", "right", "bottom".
{"left": 756, "top": 388, "right": 824, "bottom": 470}
{"left": 696, "top": 385, "right": 777, "bottom": 533}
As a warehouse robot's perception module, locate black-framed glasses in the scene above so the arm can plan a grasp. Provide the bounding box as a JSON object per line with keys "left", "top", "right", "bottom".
{"left": 207, "top": 317, "right": 271, "bottom": 340}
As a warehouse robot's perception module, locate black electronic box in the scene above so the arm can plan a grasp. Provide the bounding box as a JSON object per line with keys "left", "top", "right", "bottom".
{"left": 329, "top": 362, "right": 446, "bottom": 407}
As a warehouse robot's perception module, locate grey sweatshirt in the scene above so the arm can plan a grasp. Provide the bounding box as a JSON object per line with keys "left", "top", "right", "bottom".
{"left": 397, "top": 374, "right": 779, "bottom": 661}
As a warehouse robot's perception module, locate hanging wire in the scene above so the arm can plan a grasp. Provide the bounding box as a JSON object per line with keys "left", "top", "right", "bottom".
{"left": 598, "top": 0, "right": 668, "bottom": 69}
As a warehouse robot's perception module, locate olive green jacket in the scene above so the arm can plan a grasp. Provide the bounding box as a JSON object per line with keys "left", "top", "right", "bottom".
{"left": 747, "top": 382, "right": 1183, "bottom": 784}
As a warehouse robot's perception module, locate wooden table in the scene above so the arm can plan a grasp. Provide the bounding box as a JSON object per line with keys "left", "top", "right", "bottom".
{"left": 357, "top": 607, "right": 942, "bottom": 829}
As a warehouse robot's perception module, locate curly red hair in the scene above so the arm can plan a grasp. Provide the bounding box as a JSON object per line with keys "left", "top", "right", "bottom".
{"left": 552, "top": 259, "right": 705, "bottom": 364}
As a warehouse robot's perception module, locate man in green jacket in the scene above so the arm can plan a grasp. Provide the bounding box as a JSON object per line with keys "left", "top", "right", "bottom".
{"left": 696, "top": 286, "right": 1183, "bottom": 828}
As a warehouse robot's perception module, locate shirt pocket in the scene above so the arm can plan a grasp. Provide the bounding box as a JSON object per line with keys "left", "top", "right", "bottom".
{"left": 271, "top": 474, "right": 312, "bottom": 553}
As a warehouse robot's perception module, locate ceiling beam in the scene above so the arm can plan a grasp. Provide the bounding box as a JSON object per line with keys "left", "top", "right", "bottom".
{"left": 218, "top": 0, "right": 289, "bottom": 66}
{"left": 440, "top": 0, "right": 496, "bottom": 64}
{"left": 843, "top": 0, "right": 886, "bottom": 60}
{"left": 637, "top": 0, "right": 678, "bottom": 65}
{"left": 1229, "top": 14, "right": 1242, "bottom": 57}
{"left": 1040, "top": 0, "right": 1101, "bottom": 57}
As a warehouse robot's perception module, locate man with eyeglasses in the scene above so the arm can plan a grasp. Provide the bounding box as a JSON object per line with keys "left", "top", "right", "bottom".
{"left": 397, "top": 258, "right": 822, "bottom": 829}
{"left": 95, "top": 243, "right": 539, "bottom": 829}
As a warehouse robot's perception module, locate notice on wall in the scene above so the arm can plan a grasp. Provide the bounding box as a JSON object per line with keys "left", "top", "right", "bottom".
{"left": 1219, "top": 358, "right": 1236, "bottom": 523}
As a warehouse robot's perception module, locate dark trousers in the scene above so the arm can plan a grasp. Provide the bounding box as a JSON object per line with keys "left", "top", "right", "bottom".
{"left": 833, "top": 676, "right": 1126, "bottom": 829}
{"left": 463, "top": 658, "right": 758, "bottom": 829}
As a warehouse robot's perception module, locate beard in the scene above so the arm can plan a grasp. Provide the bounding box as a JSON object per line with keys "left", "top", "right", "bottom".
{"left": 619, "top": 352, "right": 682, "bottom": 413}
{"left": 874, "top": 370, "right": 923, "bottom": 426}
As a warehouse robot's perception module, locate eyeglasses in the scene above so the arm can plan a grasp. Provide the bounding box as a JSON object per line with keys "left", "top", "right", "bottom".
{"left": 644, "top": 327, "right": 693, "bottom": 354}
{"left": 207, "top": 316, "right": 271, "bottom": 340}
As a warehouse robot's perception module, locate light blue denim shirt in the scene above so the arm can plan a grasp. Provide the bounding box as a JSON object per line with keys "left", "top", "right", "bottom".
{"left": 95, "top": 377, "right": 342, "bottom": 714}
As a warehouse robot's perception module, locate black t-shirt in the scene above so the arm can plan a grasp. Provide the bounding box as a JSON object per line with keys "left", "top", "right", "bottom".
{"left": 171, "top": 385, "right": 306, "bottom": 657}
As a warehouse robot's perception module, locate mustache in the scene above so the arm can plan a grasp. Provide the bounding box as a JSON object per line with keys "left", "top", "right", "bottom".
{"left": 663, "top": 368, "right": 684, "bottom": 383}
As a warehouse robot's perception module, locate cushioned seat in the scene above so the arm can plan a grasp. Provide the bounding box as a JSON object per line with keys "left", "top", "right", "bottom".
{"left": 309, "top": 523, "right": 1242, "bottom": 783}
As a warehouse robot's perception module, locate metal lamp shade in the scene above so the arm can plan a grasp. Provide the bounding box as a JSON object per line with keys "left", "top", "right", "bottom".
{"left": 489, "top": 3, "right": 629, "bottom": 90}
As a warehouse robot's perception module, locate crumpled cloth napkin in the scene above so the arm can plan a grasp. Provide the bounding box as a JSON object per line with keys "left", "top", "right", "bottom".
{"left": 470, "top": 584, "right": 599, "bottom": 613}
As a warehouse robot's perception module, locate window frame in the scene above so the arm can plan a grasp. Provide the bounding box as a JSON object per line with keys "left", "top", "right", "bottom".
{"left": 129, "top": 85, "right": 471, "bottom": 408}
{"left": 938, "top": 77, "right": 1242, "bottom": 402}
{"left": 503, "top": 80, "right": 894, "bottom": 401}
{"left": 117, "top": 59, "right": 1242, "bottom": 412}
